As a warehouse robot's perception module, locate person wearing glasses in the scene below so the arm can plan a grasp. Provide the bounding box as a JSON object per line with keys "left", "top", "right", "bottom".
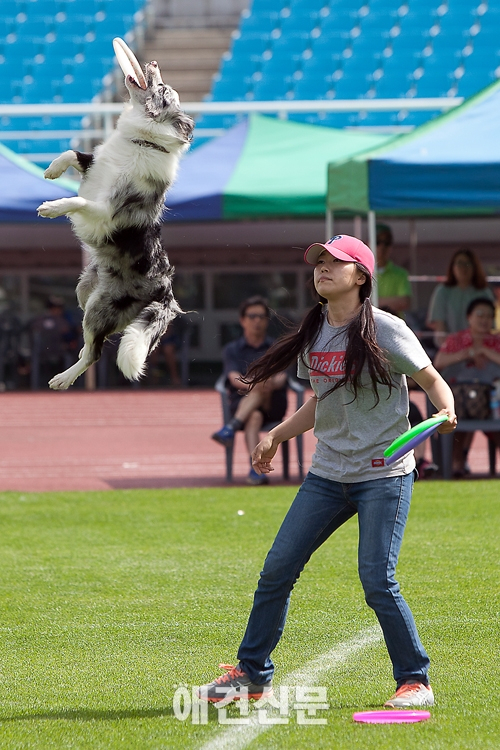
{"left": 211, "top": 296, "right": 287, "bottom": 485}
{"left": 376, "top": 224, "right": 412, "bottom": 317}
{"left": 427, "top": 248, "right": 494, "bottom": 347}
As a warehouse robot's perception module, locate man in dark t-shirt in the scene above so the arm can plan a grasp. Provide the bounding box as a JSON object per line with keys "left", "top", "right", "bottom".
{"left": 212, "top": 296, "right": 287, "bottom": 485}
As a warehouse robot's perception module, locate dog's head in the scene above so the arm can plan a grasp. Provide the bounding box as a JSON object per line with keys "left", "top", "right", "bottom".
{"left": 114, "top": 38, "right": 194, "bottom": 144}
{"left": 127, "top": 62, "right": 193, "bottom": 141}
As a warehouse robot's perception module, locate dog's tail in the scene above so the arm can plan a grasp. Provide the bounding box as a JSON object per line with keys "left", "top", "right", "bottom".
{"left": 116, "top": 298, "right": 182, "bottom": 381}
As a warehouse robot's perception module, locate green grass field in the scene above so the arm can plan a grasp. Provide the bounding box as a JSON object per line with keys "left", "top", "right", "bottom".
{"left": 0, "top": 481, "right": 498, "bottom": 749}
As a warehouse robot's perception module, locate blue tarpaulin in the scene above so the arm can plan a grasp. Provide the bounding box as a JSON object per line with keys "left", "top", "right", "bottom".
{"left": 0, "top": 142, "right": 79, "bottom": 223}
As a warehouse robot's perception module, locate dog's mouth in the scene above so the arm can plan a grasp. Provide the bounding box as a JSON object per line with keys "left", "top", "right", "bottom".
{"left": 113, "top": 37, "right": 147, "bottom": 89}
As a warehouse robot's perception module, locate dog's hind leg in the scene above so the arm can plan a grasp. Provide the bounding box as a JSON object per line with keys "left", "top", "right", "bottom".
{"left": 49, "top": 320, "right": 107, "bottom": 390}
{"left": 76, "top": 261, "right": 98, "bottom": 311}
{"left": 48, "top": 334, "right": 106, "bottom": 390}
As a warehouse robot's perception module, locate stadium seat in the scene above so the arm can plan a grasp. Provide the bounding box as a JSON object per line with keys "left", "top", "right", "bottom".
{"left": 238, "top": 12, "right": 280, "bottom": 38}
{"left": 229, "top": 36, "right": 272, "bottom": 61}
{"left": 457, "top": 69, "right": 497, "bottom": 97}
{"left": 211, "top": 77, "right": 251, "bottom": 101}
{"left": 293, "top": 76, "right": 333, "bottom": 100}
{"left": 290, "top": 111, "right": 352, "bottom": 128}
{"left": 194, "top": 113, "right": 240, "bottom": 130}
{"left": 251, "top": 75, "right": 295, "bottom": 100}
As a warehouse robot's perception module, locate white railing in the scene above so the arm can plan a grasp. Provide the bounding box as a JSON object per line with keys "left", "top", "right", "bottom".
{"left": 0, "top": 97, "right": 464, "bottom": 161}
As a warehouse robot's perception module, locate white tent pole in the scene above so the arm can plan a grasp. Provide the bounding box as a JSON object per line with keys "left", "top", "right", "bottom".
{"left": 409, "top": 218, "right": 418, "bottom": 311}
{"left": 368, "top": 210, "right": 378, "bottom": 307}
{"left": 326, "top": 208, "right": 334, "bottom": 240}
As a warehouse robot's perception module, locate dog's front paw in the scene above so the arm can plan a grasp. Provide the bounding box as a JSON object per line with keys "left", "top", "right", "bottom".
{"left": 44, "top": 164, "right": 64, "bottom": 180}
{"left": 37, "top": 199, "right": 72, "bottom": 219}
{"left": 49, "top": 372, "right": 73, "bottom": 390}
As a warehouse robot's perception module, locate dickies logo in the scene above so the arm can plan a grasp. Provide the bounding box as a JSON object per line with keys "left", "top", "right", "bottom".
{"left": 372, "top": 458, "right": 385, "bottom": 468}
{"left": 309, "top": 351, "right": 346, "bottom": 377}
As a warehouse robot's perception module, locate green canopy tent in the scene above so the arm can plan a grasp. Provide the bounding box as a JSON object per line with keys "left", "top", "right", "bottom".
{"left": 166, "top": 114, "right": 393, "bottom": 221}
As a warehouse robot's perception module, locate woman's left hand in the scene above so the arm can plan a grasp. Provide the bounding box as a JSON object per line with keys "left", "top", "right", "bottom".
{"left": 433, "top": 408, "right": 457, "bottom": 433}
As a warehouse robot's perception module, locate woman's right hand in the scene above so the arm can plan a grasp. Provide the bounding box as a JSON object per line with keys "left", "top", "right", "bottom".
{"left": 252, "top": 434, "right": 279, "bottom": 474}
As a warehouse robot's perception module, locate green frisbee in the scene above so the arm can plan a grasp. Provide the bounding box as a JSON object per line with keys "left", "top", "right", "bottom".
{"left": 384, "top": 415, "right": 449, "bottom": 459}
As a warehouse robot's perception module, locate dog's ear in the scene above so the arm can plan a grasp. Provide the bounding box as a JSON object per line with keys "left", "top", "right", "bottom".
{"left": 173, "top": 112, "right": 195, "bottom": 143}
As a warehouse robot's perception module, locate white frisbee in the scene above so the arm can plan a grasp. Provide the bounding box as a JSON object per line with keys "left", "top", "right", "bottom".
{"left": 113, "top": 37, "right": 147, "bottom": 90}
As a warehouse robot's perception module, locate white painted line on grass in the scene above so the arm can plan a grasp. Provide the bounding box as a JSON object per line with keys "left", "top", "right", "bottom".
{"left": 199, "top": 624, "right": 382, "bottom": 750}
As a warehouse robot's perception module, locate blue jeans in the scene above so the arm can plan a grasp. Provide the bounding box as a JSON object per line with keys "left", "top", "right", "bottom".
{"left": 237, "top": 471, "right": 430, "bottom": 687}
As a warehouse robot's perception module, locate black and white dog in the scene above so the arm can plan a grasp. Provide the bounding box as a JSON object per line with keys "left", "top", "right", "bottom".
{"left": 37, "top": 43, "right": 194, "bottom": 389}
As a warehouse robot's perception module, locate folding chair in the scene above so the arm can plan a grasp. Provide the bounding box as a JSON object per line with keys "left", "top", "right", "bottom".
{"left": 215, "top": 374, "right": 305, "bottom": 482}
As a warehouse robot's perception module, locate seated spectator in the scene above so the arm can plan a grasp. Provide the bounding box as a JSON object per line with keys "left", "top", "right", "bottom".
{"left": 375, "top": 223, "right": 412, "bottom": 316}
{"left": 160, "top": 322, "right": 181, "bottom": 387}
{"left": 434, "top": 297, "right": 500, "bottom": 477}
{"left": 493, "top": 283, "right": 500, "bottom": 332}
{"left": 30, "top": 296, "right": 79, "bottom": 387}
{"left": 212, "top": 296, "right": 287, "bottom": 486}
{"left": 427, "top": 248, "right": 494, "bottom": 347}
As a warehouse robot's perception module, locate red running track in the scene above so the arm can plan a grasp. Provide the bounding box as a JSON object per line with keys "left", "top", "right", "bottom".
{"left": 0, "top": 390, "right": 492, "bottom": 492}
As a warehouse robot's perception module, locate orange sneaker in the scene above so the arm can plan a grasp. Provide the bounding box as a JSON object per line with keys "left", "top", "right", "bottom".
{"left": 384, "top": 681, "right": 434, "bottom": 708}
{"left": 197, "top": 663, "right": 273, "bottom": 703}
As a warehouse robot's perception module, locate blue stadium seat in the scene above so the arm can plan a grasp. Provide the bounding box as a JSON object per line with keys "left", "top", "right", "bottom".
{"left": 195, "top": 114, "right": 239, "bottom": 130}
{"left": 279, "top": 14, "right": 318, "bottom": 35}
{"left": 348, "top": 111, "right": 392, "bottom": 127}
{"left": 218, "top": 57, "right": 259, "bottom": 83}
{"left": 14, "top": 137, "right": 72, "bottom": 155}
{"left": 250, "top": 0, "right": 289, "bottom": 12}
{"left": 211, "top": 77, "right": 251, "bottom": 101}
{"left": 390, "top": 109, "right": 442, "bottom": 127}
{"left": 289, "top": 0, "right": 328, "bottom": 15}
{"left": 318, "top": 11, "right": 359, "bottom": 36}
{"left": 238, "top": 13, "right": 280, "bottom": 38}
{"left": 375, "top": 75, "right": 414, "bottom": 99}
{"left": 290, "top": 111, "right": 352, "bottom": 128}
{"left": 294, "top": 75, "right": 332, "bottom": 100}
{"left": 229, "top": 36, "right": 272, "bottom": 62}
{"left": 359, "top": 13, "right": 394, "bottom": 34}
{"left": 457, "top": 69, "right": 497, "bottom": 98}
{"left": 332, "top": 72, "right": 371, "bottom": 99}
{"left": 251, "top": 75, "right": 295, "bottom": 100}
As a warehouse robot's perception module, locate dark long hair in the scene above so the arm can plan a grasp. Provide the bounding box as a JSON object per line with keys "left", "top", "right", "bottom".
{"left": 444, "top": 248, "right": 488, "bottom": 289}
{"left": 244, "top": 265, "right": 394, "bottom": 406}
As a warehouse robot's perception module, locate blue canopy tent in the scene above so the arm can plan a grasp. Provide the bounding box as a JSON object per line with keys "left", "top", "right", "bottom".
{"left": 326, "top": 79, "right": 500, "bottom": 304}
{"left": 328, "top": 77, "right": 500, "bottom": 216}
{"left": 0, "top": 142, "right": 79, "bottom": 223}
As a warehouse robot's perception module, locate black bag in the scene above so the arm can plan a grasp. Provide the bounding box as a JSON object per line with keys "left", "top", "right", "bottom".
{"left": 451, "top": 383, "right": 492, "bottom": 420}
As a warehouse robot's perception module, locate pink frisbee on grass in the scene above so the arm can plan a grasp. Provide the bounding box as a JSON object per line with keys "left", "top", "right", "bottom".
{"left": 353, "top": 710, "right": 431, "bottom": 724}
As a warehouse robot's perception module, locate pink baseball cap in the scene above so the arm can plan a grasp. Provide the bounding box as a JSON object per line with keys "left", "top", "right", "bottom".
{"left": 304, "top": 235, "right": 375, "bottom": 276}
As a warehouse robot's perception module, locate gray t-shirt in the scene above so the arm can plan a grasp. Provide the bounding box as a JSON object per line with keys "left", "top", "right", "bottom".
{"left": 297, "top": 307, "right": 431, "bottom": 483}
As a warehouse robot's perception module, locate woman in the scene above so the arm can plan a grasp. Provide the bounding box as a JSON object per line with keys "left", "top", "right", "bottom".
{"left": 434, "top": 297, "right": 500, "bottom": 477}
{"left": 427, "top": 248, "right": 494, "bottom": 345}
{"left": 198, "top": 235, "right": 456, "bottom": 709}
